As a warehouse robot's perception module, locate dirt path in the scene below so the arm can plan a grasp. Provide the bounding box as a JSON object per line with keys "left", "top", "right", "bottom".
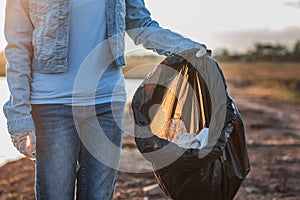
{"left": 230, "top": 86, "right": 300, "bottom": 200}
{"left": 118, "top": 94, "right": 300, "bottom": 200}
{"left": 1, "top": 93, "right": 300, "bottom": 199}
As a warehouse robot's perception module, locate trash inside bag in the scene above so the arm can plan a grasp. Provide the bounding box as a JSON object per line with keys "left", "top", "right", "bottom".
{"left": 131, "top": 49, "right": 250, "bottom": 200}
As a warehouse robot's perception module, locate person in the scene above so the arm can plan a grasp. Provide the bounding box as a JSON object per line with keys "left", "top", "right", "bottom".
{"left": 3, "top": 0, "right": 207, "bottom": 199}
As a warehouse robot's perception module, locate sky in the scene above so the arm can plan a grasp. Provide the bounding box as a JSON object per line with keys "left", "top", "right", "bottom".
{"left": 0, "top": 0, "right": 300, "bottom": 53}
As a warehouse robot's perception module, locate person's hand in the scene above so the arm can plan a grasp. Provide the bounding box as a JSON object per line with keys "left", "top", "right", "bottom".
{"left": 10, "top": 130, "right": 36, "bottom": 160}
{"left": 194, "top": 44, "right": 211, "bottom": 58}
{"left": 196, "top": 46, "right": 207, "bottom": 58}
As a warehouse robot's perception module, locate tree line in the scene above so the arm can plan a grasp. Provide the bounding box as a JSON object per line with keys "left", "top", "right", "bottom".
{"left": 214, "top": 40, "right": 300, "bottom": 62}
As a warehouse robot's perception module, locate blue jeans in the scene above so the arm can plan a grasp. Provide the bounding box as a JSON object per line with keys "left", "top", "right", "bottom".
{"left": 31, "top": 102, "right": 125, "bottom": 200}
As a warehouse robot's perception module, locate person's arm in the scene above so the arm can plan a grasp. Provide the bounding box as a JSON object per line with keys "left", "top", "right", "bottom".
{"left": 125, "top": 0, "right": 206, "bottom": 56}
{"left": 3, "top": 0, "right": 35, "bottom": 134}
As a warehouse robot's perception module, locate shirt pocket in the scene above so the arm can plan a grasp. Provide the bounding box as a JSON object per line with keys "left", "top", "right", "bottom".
{"left": 28, "top": 0, "right": 50, "bottom": 60}
{"left": 28, "top": 0, "right": 49, "bottom": 27}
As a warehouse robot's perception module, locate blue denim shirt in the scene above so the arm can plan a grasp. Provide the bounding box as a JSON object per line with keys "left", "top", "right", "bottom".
{"left": 3, "top": 0, "right": 205, "bottom": 134}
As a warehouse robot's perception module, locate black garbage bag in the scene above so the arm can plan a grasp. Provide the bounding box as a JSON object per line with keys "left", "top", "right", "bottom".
{"left": 131, "top": 49, "right": 250, "bottom": 200}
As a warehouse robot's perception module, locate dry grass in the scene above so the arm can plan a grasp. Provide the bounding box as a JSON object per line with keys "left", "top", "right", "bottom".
{"left": 1, "top": 53, "right": 299, "bottom": 103}
{"left": 221, "top": 62, "right": 300, "bottom": 103}
{"left": 123, "top": 57, "right": 300, "bottom": 103}
{"left": 123, "top": 56, "right": 164, "bottom": 79}
{"left": 0, "top": 51, "right": 6, "bottom": 76}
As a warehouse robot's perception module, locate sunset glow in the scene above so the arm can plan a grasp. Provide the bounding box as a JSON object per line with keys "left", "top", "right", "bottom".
{"left": 1, "top": 0, "right": 300, "bottom": 51}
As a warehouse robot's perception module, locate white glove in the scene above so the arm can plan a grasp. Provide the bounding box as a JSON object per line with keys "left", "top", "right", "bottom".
{"left": 10, "top": 130, "right": 36, "bottom": 160}
{"left": 196, "top": 46, "right": 207, "bottom": 58}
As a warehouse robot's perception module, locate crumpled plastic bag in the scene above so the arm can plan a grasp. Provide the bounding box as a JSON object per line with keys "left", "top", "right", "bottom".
{"left": 167, "top": 118, "right": 210, "bottom": 149}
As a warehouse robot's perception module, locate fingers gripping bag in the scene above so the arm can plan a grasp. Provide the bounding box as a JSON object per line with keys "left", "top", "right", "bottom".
{"left": 131, "top": 49, "right": 250, "bottom": 200}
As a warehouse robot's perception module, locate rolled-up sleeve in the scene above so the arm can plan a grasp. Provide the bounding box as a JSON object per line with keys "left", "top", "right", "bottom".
{"left": 3, "top": 0, "right": 35, "bottom": 134}
{"left": 125, "top": 0, "right": 206, "bottom": 55}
